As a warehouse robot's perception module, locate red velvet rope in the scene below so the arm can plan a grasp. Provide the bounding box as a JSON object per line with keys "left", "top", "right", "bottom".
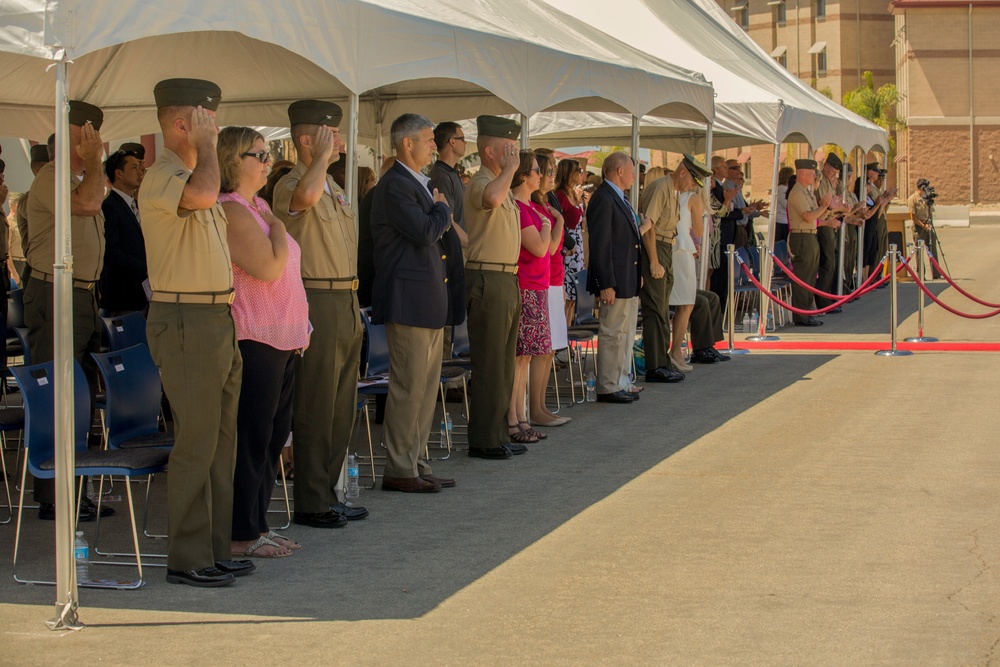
{"left": 767, "top": 248, "right": 897, "bottom": 300}
{"left": 902, "top": 261, "right": 1000, "bottom": 319}
{"left": 928, "top": 254, "right": 1000, "bottom": 308}
{"left": 736, "top": 256, "right": 890, "bottom": 316}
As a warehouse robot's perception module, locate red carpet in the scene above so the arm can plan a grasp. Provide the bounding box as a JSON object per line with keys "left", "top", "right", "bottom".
{"left": 715, "top": 340, "right": 1000, "bottom": 352}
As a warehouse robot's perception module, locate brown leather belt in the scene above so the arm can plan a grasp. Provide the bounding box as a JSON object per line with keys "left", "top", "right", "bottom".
{"left": 34, "top": 270, "right": 96, "bottom": 291}
{"left": 150, "top": 290, "right": 235, "bottom": 305}
{"left": 302, "top": 277, "right": 359, "bottom": 291}
{"left": 655, "top": 233, "right": 677, "bottom": 245}
{"left": 466, "top": 261, "right": 519, "bottom": 275}
{"left": 790, "top": 229, "right": 817, "bottom": 235}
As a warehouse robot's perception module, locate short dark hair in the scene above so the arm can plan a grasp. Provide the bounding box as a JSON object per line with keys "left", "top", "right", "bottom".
{"left": 46, "top": 133, "right": 56, "bottom": 161}
{"left": 511, "top": 150, "right": 537, "bottom": 189}
{"left": 104, "top": 151, "right": 131, "bottom": 183}
{"left": 433, "top": 121, "right": 462, "bottom": 151}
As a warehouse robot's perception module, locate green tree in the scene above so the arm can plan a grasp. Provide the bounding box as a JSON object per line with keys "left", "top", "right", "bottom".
{"left": 842, "top": 71, "right": 906, "bottom": 158}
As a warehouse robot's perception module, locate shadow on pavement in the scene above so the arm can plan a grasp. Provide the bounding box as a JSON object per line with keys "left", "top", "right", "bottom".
{"left": 0, "top": 353, "right": 833, "bottom": 623}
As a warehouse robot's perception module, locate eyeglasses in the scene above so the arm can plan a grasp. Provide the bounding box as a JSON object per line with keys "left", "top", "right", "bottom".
{"left": 529, "top": 167, "right": 541, "bottom": 174}
{"left": 241, "top": 151, "right": 272, "bottom": 163}
{"left": 546, "top": 170, "right": 555, "bottom": 177}
{"left": 451, "top": 136, "right": 466, "bottom": 143}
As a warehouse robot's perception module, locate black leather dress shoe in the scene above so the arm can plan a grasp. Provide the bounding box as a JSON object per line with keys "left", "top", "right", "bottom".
{"left": 690, "top": 349, "right": 719, "bottom": 364}
{"left": 468, "top": 446, "right": 513, "bottom": 460}
{"left": 645, "top": 367, "right": 685, "bottom": 383}
{"left": 331, "top": 502, "right": 369, "bottom": 520}
{"left": 82, "top": 497, "right": 116, "bottom": 518}
{"left": 420, "top": 474, "right": 456, "bottom": 488}
{"left": 709, "top": 348, "right": 730, "bottom": 362}
{"left": 214, "top": 560, "right": 256, "bottom": 577}
{"left": 794, "top": 317, "right": 824, "bottom": 327}
{"left": 382, "top": 476, "right": 441, "bottom": 493}
{"left": 38, "top": 501, "right": 114, "bottom": 522}
{"left": 505, "top": 442, "right": 528, "bottom": 455}
{"left": 293, "top": 511, "right": 348, "bottom": 528}
{"left": 827, "top": 307, "right": 843, "bottom": 314}
{"left": 166, "top": 567, "right": 235, "bottom": 587}
{"left": 596, "top": 391, "right": 633, "bottom": 403}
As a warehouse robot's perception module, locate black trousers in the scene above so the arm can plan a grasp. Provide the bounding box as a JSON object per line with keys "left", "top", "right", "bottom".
{"left": 231, "top": 340, "right": 296, "bottom": 541}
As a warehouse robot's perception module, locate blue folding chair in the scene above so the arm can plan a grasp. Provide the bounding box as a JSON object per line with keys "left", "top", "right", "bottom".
{"left": 11, "top": 361, "right": 170, "bottom": 588}
{"left": 100, "top": 311, "right": 147, "bottom": 351}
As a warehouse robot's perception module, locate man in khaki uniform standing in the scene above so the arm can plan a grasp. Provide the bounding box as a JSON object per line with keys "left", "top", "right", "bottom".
{"left": 141, "top": 79, "right": 250, "bottom": 587}
{"left": 638, "top": 155, "right": 710, "bottom": 382}
{"left": 815, "top": 153, "right": 848, "bottom": 310}
{"left": 23, "top": 101, "right": 110, "bottom": 521}
{"left": 272, "top": 100, "right": 367, "bottom": 526}
{"left": 909, "top": 178, "right": 941, "bottom": 279}
{"left": 787, "top": 158, "right": 837, "bottom": 327}
{"left": 463, "top": 116, "right": 525, "bottom": 460}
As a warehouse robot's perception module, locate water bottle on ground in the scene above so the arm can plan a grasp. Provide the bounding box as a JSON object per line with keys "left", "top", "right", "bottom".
{"left": 741, "top": 312, "right": 751, "bottom": 333}
{"left": 75, "top": 531, "right": 90, "bottom": 583}
{"left": 681, "top": 339, "right": 691, "bottom": 362}
{"left": 585, "top": 372, "right": 597, "bottom": 403}
{"left": 750, "top": 310, "right": 759, "bottom": 334}
{"left": 345, "top": 455, "right": 360, "bottom": 501}
{"left": 766, "top": 312, "right": 774, "bottom": 331}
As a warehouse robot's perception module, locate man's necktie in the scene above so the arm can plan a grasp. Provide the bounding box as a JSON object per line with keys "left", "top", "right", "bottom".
{"left": 131, "top": 198, "right": 140, "bottom": 222}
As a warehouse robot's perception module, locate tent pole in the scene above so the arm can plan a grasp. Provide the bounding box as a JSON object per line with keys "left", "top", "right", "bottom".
{"left": 375, "top": 122, "right": 383, "bottom": 169}
{"left": 345, "top": 92, "right": 359, "bottom": 209}
{"left": 47, "top": 53, "right": 82, "bottom": 632}
{"left": 837, "top": 155, "right": 848, "bottom": 296}
{"left": 629, "top": 115, "right": 640, "bottom": 209}
{"left": 699, "top": 122, "right": 714, "bottom": 290}
{"left": 748, "top": 140, "right": 782, "bottom": 342}
{"left": 520, "top": 114, "right": 529, "bottom": 151}
{"left": 856, "top": 146, "right": 864, "bottom": 289}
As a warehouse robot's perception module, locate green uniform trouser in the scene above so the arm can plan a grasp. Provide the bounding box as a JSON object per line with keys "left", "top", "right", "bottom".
{"left": 292, "top": 289, "right": 361, "bottom": 513}
{"left": 146, "top": 302, "right": 242, "bottom": 571}
{"left": 876, "top": 215, "right": 888, "bottom": 265}
{"left": 815, "top": 226, "right": 838, "bottom": 308}
{"left": 465, "top": 269, "right": 519, "bottom": 450}
{"left": 690, "top": 289, "right": 723, "bottom": 351}
{"left": 23, "top": 278, "right": 102, "bottom": 503}
{"left": 843, "top": 225, "right": 859, "bottom": 292}
{"left": 789, "top": 232, "right": 820, "bottom": 324}
{"left": 913, "top": 226, "right": 941, "bottom": 278}
{"left": 639, "top": 240, "right": 674, "bottom": 372}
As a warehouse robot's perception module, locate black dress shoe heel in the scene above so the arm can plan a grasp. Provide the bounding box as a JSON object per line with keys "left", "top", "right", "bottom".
{"left": 468, "top": 446, "right": 513, "bottom": 460}
{"left": 166, "top": 567, "right": 236, "bottom": 587}
{"left": 214, "top": 560, "right": 256, "bottom": 577}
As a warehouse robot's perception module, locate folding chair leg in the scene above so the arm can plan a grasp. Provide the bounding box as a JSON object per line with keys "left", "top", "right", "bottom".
{"left": 92, "top": 475, "right": 165, "bottom": 570}
{"left": 141, "top": 473, "right": 167, "bottom": 539}
{"left": 0, "top": 431, "right": 12, "bottom": 524}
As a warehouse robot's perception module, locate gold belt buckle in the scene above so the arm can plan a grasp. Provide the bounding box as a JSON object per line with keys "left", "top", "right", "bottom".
{"left": 227, "top": 291, "right": 235, "bottom": 305}
{"left": 351, "top": 278, "right": 359, "bottom": 291}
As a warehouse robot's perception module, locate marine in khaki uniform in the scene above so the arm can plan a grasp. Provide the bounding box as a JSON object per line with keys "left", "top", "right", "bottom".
{"left": 787, "top": 159, "right": 838, "bottom": 327}
{"left": 841, "top": 164, "right": 864, "bottom": 292}
{"left": 815, "top": 153, "right": 848, "bottom": 309}
{"left": 638, "top": 154, "right": 710, "bottom": 382}
{"left": 908, "top": 178, "right": 941, "bottom": 279}
{"left": 141, "top": 79, "right": 249, "bottom": 587}
{"left": 463, "top": 115, "right": 524, "bottom": 460}
{"left": 271, "top": 100, "right": 367, "bottom": 527}
{"left": 23, "top": 101, "right": 108, "bottom": 518}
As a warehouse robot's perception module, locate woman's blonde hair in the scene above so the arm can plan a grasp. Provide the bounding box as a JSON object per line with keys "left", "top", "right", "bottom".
{"left": 217, "top": 126, "right": 264, "bottom": 193}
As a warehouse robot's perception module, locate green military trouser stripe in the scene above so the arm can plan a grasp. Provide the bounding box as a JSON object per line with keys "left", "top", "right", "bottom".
{"left": 465, "top": 269, "right": 519, "bottom": 450}
{"left": 292, "top": 289, "right": 362, "bottom": 513}
{"left": 639, "top": 241, "right": 674, "bottom": 372}
{"left": 146, "top": 302, "right": 242, "bottom": 571}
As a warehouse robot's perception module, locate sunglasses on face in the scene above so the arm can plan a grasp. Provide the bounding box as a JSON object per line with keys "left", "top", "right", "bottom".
{"left": 241, "top": 150, "right": 272, "bottom": 163}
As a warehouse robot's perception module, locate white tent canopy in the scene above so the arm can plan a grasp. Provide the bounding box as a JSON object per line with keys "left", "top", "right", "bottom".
{"left": 0, "top": 0, "right": 715, "bottom": 141}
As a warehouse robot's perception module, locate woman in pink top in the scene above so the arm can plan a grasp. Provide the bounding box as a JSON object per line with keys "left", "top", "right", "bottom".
{"left": 507, "top": 151, "right": 560, "bottom": 443}
{"left": 217, "top": 127, "right": 310, "bottom": 559}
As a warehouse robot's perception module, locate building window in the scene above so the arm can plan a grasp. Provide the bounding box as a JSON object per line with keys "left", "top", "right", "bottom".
{"left": 815, "top": 0, "right": 826, "bottom": 20}
{"left": 768, "top": 0, "right": 786, "bottom": 24}
{"left": 816, "top": 50, "right": 827, "bottom": 75}
{"left": 778, "top": 53, "right": 787, "bottom": 68}
{"left": 730, "top": 2, "right": 749, "bottom": 29}
{"left": 771, "top": 45, "right": 787, "bottom": 68}
{"left": 739, "top": 6, "right": 749, "bottom": 29}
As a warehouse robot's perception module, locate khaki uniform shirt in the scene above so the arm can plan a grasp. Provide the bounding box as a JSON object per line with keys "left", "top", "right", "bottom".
{"left": 15, "top": 191, "right": 30, "bottom": 261}
{"left": 272, "top": 161, "right": 357, "bottom": 280}
{"left": 138, "top": 147, "right": 232, "bottom": 293}
{"left": 463, "top": 168, "right": 520, "bottom": 264}
{"left": 8, "top": 207, "right": 24, "bottom": 261}
{"left": 908, "top": 191, "right": 930, "bottom": 225}
{"left": 638, "top": 176, "right": 679, "bottom": 243}
{"left": 24, "top": 161, "right": 105, "bottom": 280}
{"left": 787, "top": 183, "right": 817, "bottom": 233}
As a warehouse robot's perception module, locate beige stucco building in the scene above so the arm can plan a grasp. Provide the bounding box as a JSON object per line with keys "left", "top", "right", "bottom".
{"left": 891, "top": 0, "right": 1000, "bottom": 204}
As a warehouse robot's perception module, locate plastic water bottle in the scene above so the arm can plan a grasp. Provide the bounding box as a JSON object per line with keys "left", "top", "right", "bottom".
{"left": 749, "top": 310, "right": 759, "bottom": 334}
{"left": 585, "top": 372, "right": 597, "bottom": 403}
{"left": 74, "top": 531, "right": 90, "bottom": 583}
{"left": 681, "top": 339, "right": 691, "bottom": 362}
{"left": 345, "top": 455, "right": 360, "bottom": 501}
{"left": 766, "top": 312, "right": 774, "bottom": 332}
{"left": 741, "top": 312, "right": 751, "bottom": 333}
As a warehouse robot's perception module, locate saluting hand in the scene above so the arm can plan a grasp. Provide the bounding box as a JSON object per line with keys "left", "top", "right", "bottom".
{"left": 188, "top": 106, "right": 219, "bottom": 153}
{"left": 499, "top": 142, "right": 519, "bottom": 172}
{"left": 77, "top": 121, "right": 104, "bottom": 162}
{"left": 311, "top": 125, "right": 336, "bottom": 164}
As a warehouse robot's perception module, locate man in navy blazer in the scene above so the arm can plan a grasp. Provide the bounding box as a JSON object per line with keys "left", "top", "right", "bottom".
{"left": 586, "top": 152, "right": 651, "bottom": 404}
{"left": 100, "top": 148, "right": 148, "bottom": 314}
{"left": 371, "top": 113, "right": 463, "bottom": 493}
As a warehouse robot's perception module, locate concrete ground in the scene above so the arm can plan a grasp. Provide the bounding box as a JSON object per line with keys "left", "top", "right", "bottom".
{"left": 1, "top": 226, "right": 998, "bottom": 666}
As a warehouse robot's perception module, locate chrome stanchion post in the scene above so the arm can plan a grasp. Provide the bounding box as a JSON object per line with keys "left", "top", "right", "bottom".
{"left": 725, "top": 244, "right": 750, "bottom": 355}
{"left": 876, "top": 244, "right": 913, "bottom": 357}
{"left": 905, "top": 240, "right": 938, "bottom": 343}
{"left": 746, "top": 284, "right": 779, "bottom": 342}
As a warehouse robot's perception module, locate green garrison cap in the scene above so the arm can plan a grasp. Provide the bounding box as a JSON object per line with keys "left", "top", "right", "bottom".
{"left": 288, "top": 100, "right": 343, "bottom": 127}
{"left": 118, "top": 142, "right": 145, "bottom": 160}
{"left": 68, "top": 100, "right": 103, "bottom": 130}
{"left": 476, "top": 115, "right": 521, "bottom": 140}
{"left": 680, "top": 153, "right": 712, "bottom": 187}
{"left": 824, "top": 153, "right": 843, "bottom": 171}
{"left": 153, "top": 78, "right": 222, "bottom": 111}
{"left": 865, "top": 161, "right": 886, "bottom": 175}
{"left": 795, "top": 158, "right": 818, "bottom": 170}
{"left": 29, "top": 144, "right": 49, "bottom": 163}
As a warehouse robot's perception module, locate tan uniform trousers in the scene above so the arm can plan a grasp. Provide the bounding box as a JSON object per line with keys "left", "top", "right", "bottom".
{"left": 383, "top": 323, "right": 442, "bottom": 478}
{"left": 788, "top": 232, "right": 820, "bottom": 324}
{"left": 597, "top": 295, "right": 638, "bottom": 394}
{"left": 292, "top": 289, "right": 362, "bottom": 513}
{"left": 639, "top": 241, "right": 674, "bottom": 372}
{"left": 146, "top": 302, "right": 242, "bottom": 571}
{"left": 465, "top": 269, "right": 519, "bottom": 450}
